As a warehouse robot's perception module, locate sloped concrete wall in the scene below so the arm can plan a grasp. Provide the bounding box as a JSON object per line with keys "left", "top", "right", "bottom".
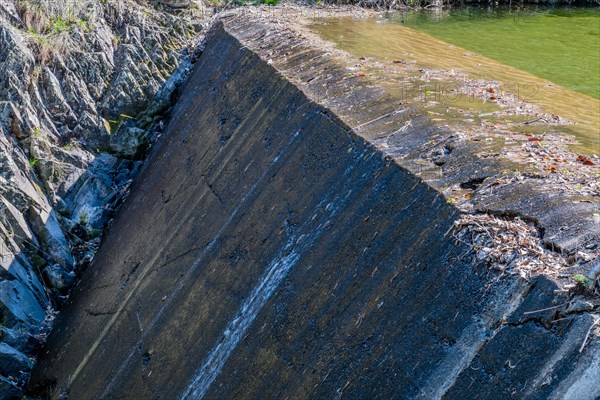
{"left": 29, "top": 18, "right": 599, "bottom": 400}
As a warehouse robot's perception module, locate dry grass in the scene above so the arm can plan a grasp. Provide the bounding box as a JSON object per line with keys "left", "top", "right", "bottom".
{"left": 14, "top": 0, "right": 101, "bottom": 62}
{"left": 13, "top": 1, "right": 139, "bottom": 62}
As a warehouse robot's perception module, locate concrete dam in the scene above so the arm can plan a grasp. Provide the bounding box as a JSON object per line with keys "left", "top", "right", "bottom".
{"left": 28, "top": 12, "right": 600, "bottom": 400}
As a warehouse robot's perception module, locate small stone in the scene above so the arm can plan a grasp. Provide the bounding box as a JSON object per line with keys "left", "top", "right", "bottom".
{"left": 109, "top": 126, "right": 149, "bottom": 159}
{"left": 43, "top": 264, "right": 76, "bottom": 291}
{"left": 566, "top": 300, "right": 594, "bottom": 314}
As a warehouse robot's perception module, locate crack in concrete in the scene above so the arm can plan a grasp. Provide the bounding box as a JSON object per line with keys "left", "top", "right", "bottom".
{"left": 84, "top": 308, "right": 118, "bottom": 317}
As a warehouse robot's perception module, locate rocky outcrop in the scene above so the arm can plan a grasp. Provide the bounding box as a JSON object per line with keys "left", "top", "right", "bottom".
{"left": 0, "top": 0, "right": 205, "bottom": 396}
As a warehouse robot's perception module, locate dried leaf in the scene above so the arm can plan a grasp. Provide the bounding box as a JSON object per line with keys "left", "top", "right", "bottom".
{"left": 576, "top": 155, "right": 595, "bottom": 165}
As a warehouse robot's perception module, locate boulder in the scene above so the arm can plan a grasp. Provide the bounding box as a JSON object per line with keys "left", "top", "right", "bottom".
{"left": 43, "top": 264, "right": 76, "bottom": 291}
{"left": 0, "top": 342, "right": 31, "bottom": 378}
{"left": 109, "top": 126, "right": 149, "bottom": 159}
{"left": 0, "top": 375, "right": 21, "bottom": 400}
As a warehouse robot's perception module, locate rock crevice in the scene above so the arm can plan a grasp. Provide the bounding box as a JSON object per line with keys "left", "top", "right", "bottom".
{"left": 0, "top": 0, "right": 206, "bottom": 396}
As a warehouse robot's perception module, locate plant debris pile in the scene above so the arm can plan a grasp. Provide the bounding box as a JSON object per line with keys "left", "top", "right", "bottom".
{"left": 453, "top": 214, "right": 598, "bottom": 291}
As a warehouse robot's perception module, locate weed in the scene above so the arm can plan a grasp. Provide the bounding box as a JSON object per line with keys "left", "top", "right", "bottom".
{"left": 49, "top": 16, "right": 70, "bottom": 35}
{"left": 31, "top": 65, "right": 42, "bottom": 81}
{"left": 106, "top": 114, "right": 134, "bottom": 134}
{"left": 572, "top": 274, "right": 594, "bottom": 289}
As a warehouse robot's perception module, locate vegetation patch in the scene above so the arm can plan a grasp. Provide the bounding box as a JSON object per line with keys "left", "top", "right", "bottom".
{"left": 16, "top": 0, "right": 98, "bottom": 61}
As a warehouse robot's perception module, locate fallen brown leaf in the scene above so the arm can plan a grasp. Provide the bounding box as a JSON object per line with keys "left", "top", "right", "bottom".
{"left": 576, "top": 155, "right": 595, "bottom": 165}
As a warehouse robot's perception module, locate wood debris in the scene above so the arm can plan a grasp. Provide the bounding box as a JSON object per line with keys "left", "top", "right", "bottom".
{"left": 453, "top": 214, "right": 566, "bottom": 279}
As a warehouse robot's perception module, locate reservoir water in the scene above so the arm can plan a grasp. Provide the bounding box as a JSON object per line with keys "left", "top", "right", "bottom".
{"left": 311, "top": 7, "right": 600, "bottom": 153}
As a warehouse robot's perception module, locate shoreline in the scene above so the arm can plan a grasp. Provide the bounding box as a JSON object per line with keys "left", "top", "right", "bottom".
{"left": 220, "top": 5, "right": 599, "bottom": 289}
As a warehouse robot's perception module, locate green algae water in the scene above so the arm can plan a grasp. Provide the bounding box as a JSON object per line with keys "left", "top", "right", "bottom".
{"left": 311, "top": 8, "right": 600, "bottom": 153}
{"left": 395, "top": 7, "right": 600, "bottom": 99}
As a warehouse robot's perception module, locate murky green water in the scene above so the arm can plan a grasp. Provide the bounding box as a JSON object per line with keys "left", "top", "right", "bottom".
{"left": 311, "top": 8, "right": 600, "bottom": 153}
{"left": 393, "top": 7, "right": 600, "bottom": 99}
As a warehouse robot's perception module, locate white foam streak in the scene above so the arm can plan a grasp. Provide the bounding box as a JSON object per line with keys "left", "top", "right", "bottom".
{"left": 179, "top": 246, "right": 301, "bottom": 399}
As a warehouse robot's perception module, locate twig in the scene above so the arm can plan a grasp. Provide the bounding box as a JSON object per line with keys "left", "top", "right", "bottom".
{"left": 522, "top": 116, "right": 546, "bottom": 125}
{"left": 579, "top": 317, "right": 599, "bottom": 353}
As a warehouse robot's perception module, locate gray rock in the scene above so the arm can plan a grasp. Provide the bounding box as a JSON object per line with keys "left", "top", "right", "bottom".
{"left": 0, "top": 375, "right": 21, "bottom": 400}
{"left": 63, "top": 153, "right": 120, "bottom": 231}
{"left": 0, "top": 342, "right": 32, "bottom": 377}
{"left": 1, "top": 325, "right": 39, "bottom": 355}
{"left": 43, "top": 264, "right": 76, "bottom": 291}
{"left": 0, "top": 0, "right": 207, "bottom": 393}
{"left": 109, "top": 126, "right": 149, "bottom": 158}
{"left": 160, "top": 0, "right": 194, "bottom": 7}
{"left": 0, "top": 279, "right": 46, "bottom": 329}
{"left": 28, "top": 207, "right": 75, "bottom": 269}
